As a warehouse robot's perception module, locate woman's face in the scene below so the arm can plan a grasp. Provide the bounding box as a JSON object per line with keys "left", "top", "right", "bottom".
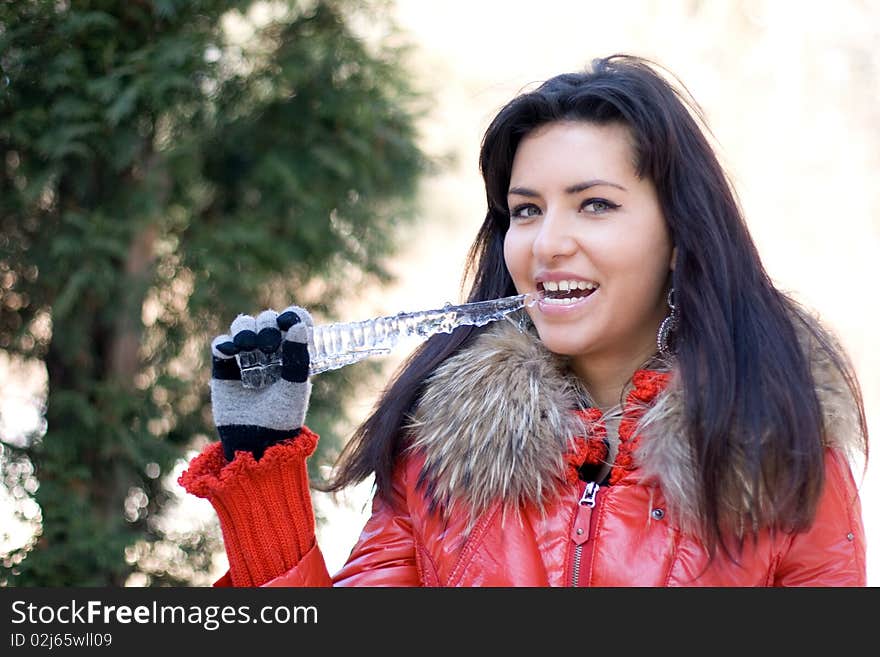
{"left": 503, "top": 120, "right": 674, "bottom": 379}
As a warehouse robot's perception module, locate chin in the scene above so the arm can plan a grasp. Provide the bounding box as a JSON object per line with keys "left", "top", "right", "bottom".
{"left": 533, "top": 326, "right": 595, "bottom": 358}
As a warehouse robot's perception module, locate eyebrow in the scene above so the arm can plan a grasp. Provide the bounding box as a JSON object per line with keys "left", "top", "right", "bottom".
{"left": 508, "top": 179, "right": 627, "bottom": 197}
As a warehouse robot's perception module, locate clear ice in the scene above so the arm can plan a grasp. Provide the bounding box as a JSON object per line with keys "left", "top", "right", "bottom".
{"left": 237, "top": 293, "right": 539, "bottom": 389}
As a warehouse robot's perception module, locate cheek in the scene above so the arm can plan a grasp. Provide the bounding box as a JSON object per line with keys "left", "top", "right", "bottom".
{"left": 633, "top": 248, "right": 674, "bottom": 307}
{"left": 601, "top": 232, "right": 672, "bottom": 304}
{"left": 614, "top": 221, "right": 672, "bottom": 277}
{"left": 503, "top": 231, "right": 528, "bottom": 278}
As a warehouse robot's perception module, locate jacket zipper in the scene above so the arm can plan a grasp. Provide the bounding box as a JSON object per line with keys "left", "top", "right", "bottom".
{"left": 570, "top": 481, "right": 600, "bottom": 587}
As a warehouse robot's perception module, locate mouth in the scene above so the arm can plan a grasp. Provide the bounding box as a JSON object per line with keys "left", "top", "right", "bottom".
{"left": 537, "top": 279, "right": 599, "bottom": 306}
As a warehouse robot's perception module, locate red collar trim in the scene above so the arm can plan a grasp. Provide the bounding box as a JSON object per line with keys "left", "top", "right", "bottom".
{"left": 564, "top": 370, "right": 671, "bottom": 485}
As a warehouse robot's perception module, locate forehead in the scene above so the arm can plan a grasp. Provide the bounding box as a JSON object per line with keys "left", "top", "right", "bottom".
{"left": 510, "top": 121, "right": 637, "bottom": 185}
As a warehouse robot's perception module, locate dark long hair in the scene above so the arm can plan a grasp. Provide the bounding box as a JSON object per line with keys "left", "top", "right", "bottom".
{"left": 321, "top": 54, "right": 867, "bottom": 555}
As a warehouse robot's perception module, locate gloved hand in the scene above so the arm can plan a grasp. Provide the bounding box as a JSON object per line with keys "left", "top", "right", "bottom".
{"left": 210, "top": 305, "right": 313, "bottom": 462}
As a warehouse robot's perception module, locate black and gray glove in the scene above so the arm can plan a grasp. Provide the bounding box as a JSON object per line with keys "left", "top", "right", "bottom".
{"left": 210, "top": 306, "right": 313, "bottom": 461}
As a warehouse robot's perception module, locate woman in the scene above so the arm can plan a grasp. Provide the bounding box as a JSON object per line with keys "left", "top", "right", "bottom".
{"left": 180, "top": 54, "right": 868, "bottom": 586}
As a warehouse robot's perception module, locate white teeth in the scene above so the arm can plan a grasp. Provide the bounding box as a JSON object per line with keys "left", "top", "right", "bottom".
{"left": 540, "top": 279, "right": 598, "bottom": 293}
{"left": 543, "top": 296, "right": 582, "bottom": 305}
{"left": 538, "top": 279, "right": 599, "bottom": 305}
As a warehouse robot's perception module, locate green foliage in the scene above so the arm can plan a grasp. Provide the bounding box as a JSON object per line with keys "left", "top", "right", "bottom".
{"left": 0, "top": 0, "right": 428, "bottom": 585}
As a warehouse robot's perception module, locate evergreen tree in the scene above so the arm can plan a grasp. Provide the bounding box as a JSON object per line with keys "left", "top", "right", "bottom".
{"left": 0, "top": 0, "right": 428, "bottom": 586}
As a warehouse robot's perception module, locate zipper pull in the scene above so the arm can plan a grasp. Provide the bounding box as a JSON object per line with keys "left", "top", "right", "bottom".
{"left": 571, "top": 481, "right": 599, "bottom": 546}
{"left": 579, "top": 481, "right": 599, "bottom": 507}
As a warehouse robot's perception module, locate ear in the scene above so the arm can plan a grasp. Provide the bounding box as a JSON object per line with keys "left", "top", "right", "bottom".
{"left": 669, "top": 246, "right": 677, "bottom": 271}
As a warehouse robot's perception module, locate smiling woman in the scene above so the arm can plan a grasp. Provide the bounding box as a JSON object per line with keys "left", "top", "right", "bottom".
{"left": 504, "top": 121, "right": 674, "bottom": 406}
{"left": 179, "top": 54, "right": 869, "bottom": 587}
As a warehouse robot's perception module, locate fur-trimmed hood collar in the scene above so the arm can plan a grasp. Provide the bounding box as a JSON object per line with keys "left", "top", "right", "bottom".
{"left": 406, "top": 319, "right": 863, "bottom": 530}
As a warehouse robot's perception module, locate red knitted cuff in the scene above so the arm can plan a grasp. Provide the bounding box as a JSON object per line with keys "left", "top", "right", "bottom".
{"left": 178, "top": 427, "right": 319, "bottom": 587}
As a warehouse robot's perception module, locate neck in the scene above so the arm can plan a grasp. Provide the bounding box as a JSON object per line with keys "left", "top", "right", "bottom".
{"left": 571, "top": 344, "right": 658, "bottom": 409}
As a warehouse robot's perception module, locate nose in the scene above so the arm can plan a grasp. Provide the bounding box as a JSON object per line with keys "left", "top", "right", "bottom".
{"left": 531, "top": 208, "right": 577, "bottom": 262}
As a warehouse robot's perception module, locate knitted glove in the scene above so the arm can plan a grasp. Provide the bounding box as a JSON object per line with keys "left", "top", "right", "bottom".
{"left": 211, "top": 306, "right": 313, "bottom": 461}
{"left": 180, "top": 305, "right": 318, "bottom": 586}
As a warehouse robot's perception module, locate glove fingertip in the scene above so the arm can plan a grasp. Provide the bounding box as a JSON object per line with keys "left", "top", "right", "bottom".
{"left": 257, "top": 326, "right": 283, "bottom": 353}
{"left": 278, "top": 305, "right": 313, "bottom": 330}
{"left": 276, "top": 311, "right": 299, "bottom": 331}
{"left": 230, "top": 314, "right": 256, "bottom": 336}
{"left": 233, "top": 329, "right": 258, "bottom": 351}
{"left": 256, "top": 309, "right": 278, "bottom": 329}
{"left": 212, "top": 335, "right": 237, "bottom": 358}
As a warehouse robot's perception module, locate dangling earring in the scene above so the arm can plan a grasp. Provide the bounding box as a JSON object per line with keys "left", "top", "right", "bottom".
{"left": 656, "top": 288, "right": 678, "bottom": 358}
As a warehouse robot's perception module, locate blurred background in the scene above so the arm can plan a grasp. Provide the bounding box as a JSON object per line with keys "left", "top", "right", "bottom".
{"left": 1, "top": 0, "right": 877, "bottom": 586}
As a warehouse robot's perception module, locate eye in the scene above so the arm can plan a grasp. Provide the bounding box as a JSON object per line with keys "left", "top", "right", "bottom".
{"left": 582, "top": 198, "right": 620, "bottom": 214}
{"left": 510, "top": 203, "right": 542, "bottom": 220}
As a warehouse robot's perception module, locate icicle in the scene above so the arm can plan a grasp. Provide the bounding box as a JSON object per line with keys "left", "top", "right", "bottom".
{"left": 237, "top": 292, "right": 541, "bottom": 388}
